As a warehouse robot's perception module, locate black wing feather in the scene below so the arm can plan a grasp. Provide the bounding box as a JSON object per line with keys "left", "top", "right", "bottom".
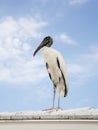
{"left": 57, "top": 57, "right": 67, "bottom": 97}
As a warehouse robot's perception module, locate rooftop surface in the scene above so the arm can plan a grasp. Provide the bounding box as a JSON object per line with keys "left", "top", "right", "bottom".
{"left": 0, "top": 107, "right": 98, "bottom": 120}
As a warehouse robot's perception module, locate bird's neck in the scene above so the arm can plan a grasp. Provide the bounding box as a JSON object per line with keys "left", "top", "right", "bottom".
{"left": 42, "top": 46, "right": 49, "bottom": 51}
{"left": 42, "top": 46, "right": 50, "bottom": 55}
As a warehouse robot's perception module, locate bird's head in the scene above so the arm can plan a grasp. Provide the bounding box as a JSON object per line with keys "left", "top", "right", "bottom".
{"left": 33, "top": 36, "right": 53, "bottom": 56}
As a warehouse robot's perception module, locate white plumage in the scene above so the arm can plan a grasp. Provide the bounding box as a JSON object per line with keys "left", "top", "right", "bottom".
{"left": 42, "top": 47, "right": 68, "bottom": 97}
{"left": 33, "top": 36, "right": 68, "bottom": 110}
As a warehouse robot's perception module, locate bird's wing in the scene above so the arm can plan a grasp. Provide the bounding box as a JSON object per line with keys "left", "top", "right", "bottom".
{"left": 56, "top": 52, "right": 68, "bottom": 96}
{"left": 43, "top": 47, "right": 68, "bottom": 96}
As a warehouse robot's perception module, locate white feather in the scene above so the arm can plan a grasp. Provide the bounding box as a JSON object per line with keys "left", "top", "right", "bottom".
{"left": 42, "top": 47, "right": 68, "bottom": 97}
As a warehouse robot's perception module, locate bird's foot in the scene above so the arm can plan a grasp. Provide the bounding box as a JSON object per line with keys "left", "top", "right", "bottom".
{"left": 42, "top": 107, "right": 63, "bottom": 111}
{"left": 42, "top": 107, "right": 57, "bottom": 111}
{"left": 55, "top": 107, "right": 63, "bottom": 111}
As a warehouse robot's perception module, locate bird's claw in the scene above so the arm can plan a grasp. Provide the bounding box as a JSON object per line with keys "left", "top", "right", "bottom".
{"left": 42, "top": 107, "right": 63, "bottom": 111}
{"left": 42, "top": 107, "right": 55, "bottom": 111}
{"left": 56, "top": 107, "right": 63, "bottom": 111}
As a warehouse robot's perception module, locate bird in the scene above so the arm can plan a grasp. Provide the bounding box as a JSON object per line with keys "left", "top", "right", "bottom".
{"left": 33, "top": 36, "right": 68, "bottom": 110}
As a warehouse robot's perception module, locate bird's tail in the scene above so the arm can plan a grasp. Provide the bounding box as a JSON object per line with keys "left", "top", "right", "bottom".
{"left": 56, "top": 84, "right": 67, "bottom": 97}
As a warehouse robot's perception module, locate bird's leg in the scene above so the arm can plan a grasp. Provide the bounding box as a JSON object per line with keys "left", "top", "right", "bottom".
{"left": 52, "top": 88, "right": 55, "bottom": 108}
{"left": 42, "top": 89, "right": 56, "bottom": 111}
{"left": 52, "top": 88, "right": 55, "bottom": 109}
{"left": 58, "top": 96, "right": 60, "bottom": 108}
{"left": 56, "top": 96, "right": 63, "bottom": 110}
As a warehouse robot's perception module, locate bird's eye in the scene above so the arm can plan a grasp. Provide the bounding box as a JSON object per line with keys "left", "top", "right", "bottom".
{"left": 45, "top": 41, "right": 49, "bottom": 46}
{"left": 45, "top": 37, "right": 49, "bottom": 40}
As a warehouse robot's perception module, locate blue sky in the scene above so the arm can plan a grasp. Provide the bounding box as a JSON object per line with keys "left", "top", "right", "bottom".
{"left": 0, "top": 0, "right": 98, "bottom": 112}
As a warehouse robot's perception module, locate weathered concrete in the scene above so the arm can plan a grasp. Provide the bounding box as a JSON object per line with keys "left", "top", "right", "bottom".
{"left": 0, "top": 120, "right": 98, "bottom": 130}
{"left": 0, "top": 107, "right": 98, "bottom": 120}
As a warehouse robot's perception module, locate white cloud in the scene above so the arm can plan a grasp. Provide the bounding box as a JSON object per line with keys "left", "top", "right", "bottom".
{"left": 68, "top": 45, "right": 98, "bottom": 87}
{"left": 69, "top": 64, "right": 85, "bottom": 75}
{"left": 0, "top": 16, "right": 47, "bottom": 46}
{"left": 22, "top": 43, "right": 31, "bottom": 51}
{"left": 0, "top": 16, "right": 47, "bottom": 84}
{"left": 57, "top": 34, "right": 77, "bottom": 45}
{"left": 69, "top": 0, "right": 89, "bottom": 5}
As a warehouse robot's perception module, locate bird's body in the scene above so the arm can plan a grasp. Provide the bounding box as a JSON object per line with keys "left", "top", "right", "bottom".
{"left": 33, "top": 36, "right": 68, "bottom": 110}
{"left": 42, "top": 47, "right": 68, "bottom": 97}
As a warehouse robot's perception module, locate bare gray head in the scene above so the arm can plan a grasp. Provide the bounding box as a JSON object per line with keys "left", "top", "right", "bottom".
{"left": 33, "top": 36, "right": 53, "bottom": 56}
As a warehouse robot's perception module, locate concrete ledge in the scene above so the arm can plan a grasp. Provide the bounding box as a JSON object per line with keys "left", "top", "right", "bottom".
{"left": 0, "top": 107, "right": 98, "bottom": 120}
{"left": 0, "top": 120, "right": 98, "bottom": 130}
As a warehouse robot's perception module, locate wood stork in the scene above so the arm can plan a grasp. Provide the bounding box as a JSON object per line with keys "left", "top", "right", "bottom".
{"left": 33, "top": 36, "right": 68, "bottom": 110}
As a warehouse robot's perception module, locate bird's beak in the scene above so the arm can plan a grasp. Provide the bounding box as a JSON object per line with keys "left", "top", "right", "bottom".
{"left": 33, "top": 41, "right": 44, "bottom": 56}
